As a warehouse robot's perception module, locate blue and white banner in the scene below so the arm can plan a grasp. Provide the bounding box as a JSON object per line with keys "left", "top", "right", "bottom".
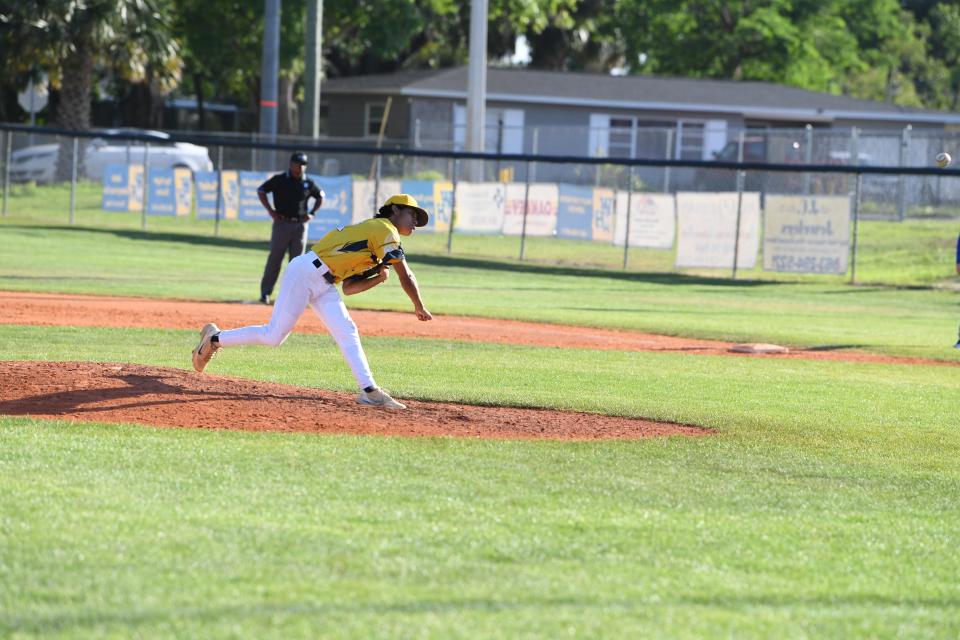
{"left": 194, "top": 171, "right": 219, "bottom": 218}
{"left": 146, "top": 168, "right": 177, "bottom": 216}
{"left": 307, "top": 175, "right": 353, "bottom": 241}
{"left": 556, "top": 184, "right": 594, "bottom": 240}
{"left": 102, "top": 164, "right": 131, "bottom": 211}
{"left": 238, "top": 171, "right": 271, "bottom": 220}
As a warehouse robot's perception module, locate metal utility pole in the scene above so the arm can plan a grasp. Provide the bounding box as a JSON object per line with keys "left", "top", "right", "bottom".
{"left": 302, "top": 0, "right": 323, "bottom": 138}
{"left": 259, "top": 0, "right": 281, "bottom": 141}
{"left": 465, "top": 0, "right": 488, "bottom": 181}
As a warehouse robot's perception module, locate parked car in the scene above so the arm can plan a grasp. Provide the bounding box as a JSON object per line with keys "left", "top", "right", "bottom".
{"left": 8, "top": 143, "right": 60, "bottom": 183}
{"left": 8, "top": 128, "right": 213, "bottom": 183}
{"left": 696, "top": 134, "right": 803, "bottom": 192}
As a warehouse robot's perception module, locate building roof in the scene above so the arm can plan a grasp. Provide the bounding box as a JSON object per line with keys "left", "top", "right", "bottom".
{"left": 323, "top": 66, "right": 960, "bottom": 125}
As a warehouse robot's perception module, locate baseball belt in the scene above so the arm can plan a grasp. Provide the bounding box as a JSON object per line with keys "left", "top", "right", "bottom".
{"left": 312, "top": 258, "right": 336, "bottom": 284}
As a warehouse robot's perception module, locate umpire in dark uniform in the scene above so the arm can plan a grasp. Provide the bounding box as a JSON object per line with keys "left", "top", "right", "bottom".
{"left": 256, "top": 152, "right": 325, "bottom": 304}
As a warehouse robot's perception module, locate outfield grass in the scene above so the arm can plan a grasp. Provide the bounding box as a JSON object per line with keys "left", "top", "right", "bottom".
{"left": 2, "top": 186, "right": 960, "bottom": 637}
{"left": 2, "top": 181, "right": 959, "bottom": 286}
{"left": 2, "top": 326, "right": 960, "bottom": 638}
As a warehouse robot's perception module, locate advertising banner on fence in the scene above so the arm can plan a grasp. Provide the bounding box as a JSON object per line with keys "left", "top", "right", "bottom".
{"left": 592, "top": 188, "right": 616, "bottom": 243}
{"left": 432, "top": 181, "right": 453, "bottom": 234}
{"left": 194, "top": 171, "right": 219, "bottom": 218}
{"left": 102, "top": 164, "right": 130, "bottom": 211}
{"left": 220, "top": 171, "right": 239, "bottom": 220}
{"left": 675, "top": 192, "right": 760, "bottom": 269}
{"left": 502, "top": 183, "right": 558, "bottom": 236}
{"left": 613, "top": 192, "right": 675, "bottom": 249}
{"left": 175, "top": 168, "right": 192, "bottom": 216}
{"left": 146, "top": 168, "right": 177, "bottom": 215}
{"left": 308, "top": 175, "right": 353, "bottom": 241}
{"left": 763, "top": 195, "right": 850, "bottom": 274}
{"left": 238, "top": 171, "right": 271, "bottom": 220}
{"left": 128, "top": 165, "right": 144, "bottom": 212}
{"left": 352, "top": 178, "right": 401, "bottom": 224}
{"left": 556, "top": 184, "right": 594, "bottom": 240}
{"left": 454, "top": 182, "right": 505, "bottom": 234}
{"left": 401, "top": 180, "right": 439, "bottom": 233}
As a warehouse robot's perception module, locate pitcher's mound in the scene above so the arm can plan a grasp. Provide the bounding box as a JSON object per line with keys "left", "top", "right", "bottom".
{"left": 729, "top": 343, "right": 790, "bottom": 354}
{"left": 0, "top": 361, "right": 712, "bottom": 441}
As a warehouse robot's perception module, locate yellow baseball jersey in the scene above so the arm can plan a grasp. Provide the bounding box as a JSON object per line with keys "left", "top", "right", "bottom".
{"left": 310, "top": 217, "right": 405, "bottom": 283}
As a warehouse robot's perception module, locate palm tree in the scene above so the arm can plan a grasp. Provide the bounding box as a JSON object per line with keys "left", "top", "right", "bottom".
{"left": 1, "top": 0, "right": 179, "bottom": 177}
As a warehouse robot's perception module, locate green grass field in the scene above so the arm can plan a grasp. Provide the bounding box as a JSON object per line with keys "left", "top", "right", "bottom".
{"left": 2, "top": 186, "right": 960, "bottom": 638}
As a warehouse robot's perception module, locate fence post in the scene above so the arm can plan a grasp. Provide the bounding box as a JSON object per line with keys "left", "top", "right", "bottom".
{"left": 731, "top": 131, "right": 746, "bottom": 279}
{"left": 623, "top": 167, "right": 635, "bottom": 269}
{"left": 519, "top": 159, "right": 531, "bottom": 261}
{"left": 69, "top": 136, "right": 78, "bottom": 225}
{"left": 802, "top": 123, "right": 813, "bottom": 195}
{"left": 446, "top": 158, "right": 458, "bottom": 255}
{"left": 663, "top": 128, "right": 674, "bottom": 193}
{"left": 214, "top": 145, "right": 224, "bottom": 238}
{"left": 413, "top": 118, "right": 421, "bottom": 177}
{"left": 2, "top": 130, "right": 9, "bottom": 218}
{"left": 141, "top": 142, "right": 151, "bottom": 230}
{"left": 373, "top": 154, "right": 382, "bottom": 209}
{"left": 897, "top": 124, "right": 911, "bottom": 222}
{"left": 850, "top": 172, "right": 862, "bottom": 284}
{"left": 531, "top": 128, "right": 539, "bottom": 183}
{"left": 495, "top": 117, "right": 503, "bottom": 181}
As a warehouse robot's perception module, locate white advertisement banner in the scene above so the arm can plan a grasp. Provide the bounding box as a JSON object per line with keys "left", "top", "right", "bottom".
{"left": 352, "top": 179, "right": 401, "bottom": 223}
{"left": 613, "top": 192, "right": 675, "bottom": 249}
{"left": 675, "top": 192, "right": 760, "bottom": 269}
{"left": 763, "top": 195, "right": 850, "bottom": 274}
{"left": 454, "top": 182, "right": 505, "bottom": 234}
{"left": 502, "top": 183, "right": 558, "bottom": 236}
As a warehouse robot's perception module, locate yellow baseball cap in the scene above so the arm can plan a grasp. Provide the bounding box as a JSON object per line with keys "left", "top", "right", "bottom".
{"left": 379, "top": 194, "right": 429, "bottom": 227}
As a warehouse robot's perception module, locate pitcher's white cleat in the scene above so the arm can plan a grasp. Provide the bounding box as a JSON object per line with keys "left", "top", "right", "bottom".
{"left": 192, "top": 323, "right": 221, "bottom": 373}
{"left": 357, "top": 388, "right": 406, "bottom": 410}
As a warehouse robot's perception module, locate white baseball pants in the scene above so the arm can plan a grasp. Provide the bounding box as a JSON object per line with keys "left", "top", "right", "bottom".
{"left": 216, "top": 251, "right": 376, "bottom": 390}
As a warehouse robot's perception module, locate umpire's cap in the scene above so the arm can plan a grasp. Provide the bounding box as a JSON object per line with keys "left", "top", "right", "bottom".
{"left": 290, "top": 152, "right": 308, "bottom": 165}
{"left": 378, "top": 194, "right": 429, "bottom": 227}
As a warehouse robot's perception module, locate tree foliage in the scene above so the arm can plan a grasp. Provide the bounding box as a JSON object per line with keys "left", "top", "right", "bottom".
{"left": 0, "top": 0, "right": 179, "bottom": 129}
{"left": 3, "top": 0, "right": 960, "bottom": 132}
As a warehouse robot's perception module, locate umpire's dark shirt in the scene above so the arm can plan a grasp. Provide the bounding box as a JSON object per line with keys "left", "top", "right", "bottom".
{"left": 258, "top": 171, "right": 324, "bottom": 220}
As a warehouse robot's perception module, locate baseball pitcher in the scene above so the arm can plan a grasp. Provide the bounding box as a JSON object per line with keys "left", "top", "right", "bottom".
{"left": 192, "top": 194, "right": 432, "bottom": 409}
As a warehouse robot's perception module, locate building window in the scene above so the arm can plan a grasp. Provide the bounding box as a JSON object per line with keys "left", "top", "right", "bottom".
{"left": 677, "top": 121, "right": 705, "bottom": 160}
{"left": 608, "top": 117, "right": 634, "bottom": 158}
{"left": 365, "top": 102, "right": 386, "bottom": 137}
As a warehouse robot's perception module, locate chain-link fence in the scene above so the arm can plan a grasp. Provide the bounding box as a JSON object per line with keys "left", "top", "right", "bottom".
{"left": 2, "top": 123, "right": 959, "bottom": 287}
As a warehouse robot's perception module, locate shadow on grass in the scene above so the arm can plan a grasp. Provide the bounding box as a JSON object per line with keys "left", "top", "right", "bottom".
{"left": 5, "top": 593, "right": 960, "bottom": 634}
{"left": 10, "top": 223, "right": 772, "bottom": 287}
{"left": 3, "top": 223, "right": 268, "bottom": 252}
{"left": 411, "top": 253, "right": 770, "bottom": 288}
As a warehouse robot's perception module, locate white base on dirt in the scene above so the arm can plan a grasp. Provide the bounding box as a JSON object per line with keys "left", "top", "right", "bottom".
{"left": 729, "top": 343, "right": 790, "bottom": 354}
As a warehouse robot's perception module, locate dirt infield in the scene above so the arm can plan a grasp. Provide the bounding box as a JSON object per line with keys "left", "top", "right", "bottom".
{"left": 0, "top": 361, "right": 711, "bottom": 440}
{"left": 0, "top": 290, "right": 950, "bottom": 440}
{"left": 1, "top": 291, "right": 954, "bottom": 367}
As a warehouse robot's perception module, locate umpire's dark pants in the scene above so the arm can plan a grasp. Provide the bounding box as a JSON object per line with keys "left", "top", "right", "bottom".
{"left": 261, "top": 218, "right": 309, "bottom": 299}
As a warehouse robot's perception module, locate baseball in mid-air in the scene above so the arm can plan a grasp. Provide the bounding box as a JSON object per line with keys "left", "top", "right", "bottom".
{"left": 936, "top": 152, "right": 952, "bottom": 168}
